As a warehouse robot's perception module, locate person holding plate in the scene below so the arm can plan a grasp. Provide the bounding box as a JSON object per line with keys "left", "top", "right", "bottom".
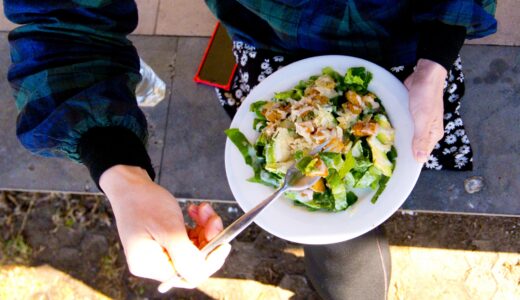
{"left": 4, "top": 0, "right": 496, "bottom": 299}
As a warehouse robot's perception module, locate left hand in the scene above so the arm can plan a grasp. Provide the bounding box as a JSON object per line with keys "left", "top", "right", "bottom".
{"left": 404, "top": 58, "right": 447, "bottom": 163}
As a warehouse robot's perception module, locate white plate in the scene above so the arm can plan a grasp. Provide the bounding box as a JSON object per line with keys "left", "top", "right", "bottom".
{"left": 225, "top": 55, "right": 422, "bottom": 244}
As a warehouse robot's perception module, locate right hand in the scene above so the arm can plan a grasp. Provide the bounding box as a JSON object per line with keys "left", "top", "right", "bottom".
{"left": 99, "top": 165, "right": 231, "bottom": 290}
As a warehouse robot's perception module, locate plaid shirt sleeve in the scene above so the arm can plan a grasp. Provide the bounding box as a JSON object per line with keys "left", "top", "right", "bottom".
{"left": 412, "top": 0, "right": 497, "bottom": 39}
{"left": 4, "top": 0, "right": 155, "bottom": 185}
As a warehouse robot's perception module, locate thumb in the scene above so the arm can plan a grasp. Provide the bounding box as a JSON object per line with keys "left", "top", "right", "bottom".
{"left": 165, "top": 239, "right": 206, "bottom": 285}
{"left": 205, "top": 243, "right": 232, "bottom": 276}
{"left": 410, "top": 99, "right": 433, "bottom": 163}
{"left": 411, "top": 115, "right": 433, "bottom": 163}
{"left": 412, "top": 134, "right": 430, "bottom": 163}
{"left": 404, "top": 74, "right": 414, "bottom": 90}
{"left": 412, "top": 109, "right": 445, "bottom": 164}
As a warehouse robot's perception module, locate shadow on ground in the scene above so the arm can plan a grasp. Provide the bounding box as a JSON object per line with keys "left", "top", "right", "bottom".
{"left": 0, "top": 191, "right": 519, "bottom": 299}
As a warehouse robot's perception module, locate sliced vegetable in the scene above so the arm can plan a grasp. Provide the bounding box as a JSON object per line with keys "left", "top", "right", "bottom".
{"left": 367, "top": 135, "right": 393, "bottom": 177}
{"left": 250, "top": 101, "right": 268, "bottom": 118}
{"left": 322, "top": 66, "right": 343, "bottom": 83}
{"left": 228, "top": 66, "right": 396, "bottom": 212}
{"left": 371, "top": 176, "right": 390, "bottom": 204}
{"left": 311, "top": 178, "right": 326, "bottom": 193}
{"left": 354, "top": 166, "right": 381, "bottom": 189}
{"left": 347, "top": 191, "right": 359, "bottom": 206}
{"left": 295, "top": 190, "right": 335, "bottom": 211}
{"left": 225, "top": 128, "right": 282, "bottom": 188}
{"left": 326, "top": 169, "right": 348, "bottom": 210}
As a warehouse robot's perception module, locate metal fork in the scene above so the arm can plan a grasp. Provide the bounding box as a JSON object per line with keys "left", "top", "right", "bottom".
{"left": 158, "top": 140, "right": 329, "bottom": 293}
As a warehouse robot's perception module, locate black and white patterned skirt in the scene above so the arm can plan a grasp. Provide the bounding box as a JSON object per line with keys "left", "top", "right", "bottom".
{"left": 215, "top": 41, "right": 472, "bottom": 171}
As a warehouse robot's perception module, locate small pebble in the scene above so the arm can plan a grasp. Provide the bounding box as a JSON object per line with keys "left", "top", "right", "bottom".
{"left": 464, "top": 176, "right": 484, "bottom": 194}
{"left": 401, "top": 210, "right": 416, "bottom": 216}
{"left": 227, "top": 206, "right": 239, "bottom": 214}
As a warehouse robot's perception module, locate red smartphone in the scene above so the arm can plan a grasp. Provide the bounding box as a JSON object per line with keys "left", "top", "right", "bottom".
{"left": 194, "top": 23, "right": 237, "bottom": 91}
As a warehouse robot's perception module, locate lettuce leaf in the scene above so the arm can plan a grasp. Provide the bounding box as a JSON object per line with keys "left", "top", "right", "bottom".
{"left": 371, "top": 175, "right": 390, "bottom": 204}
{"left": 354, "top": 166, "right": 381, "bottom": 189}
{"left": 320, "top": 151, "right": 356, "bottom": 179}
{"left": 294, "top": 190, "right": 335, "bottom": 211}
{"left": 347, "top": 191, "right": 358, "bottom": 206}
{"left": 250, "top": 101, "right": 268, "bottom": 131}
{"left": 225, "top": 128, "right": 282, "bottom": 188}
{"left": 322, "top": 67, "right": 343, "bottom": 83}
{"left": 326, "top": 169, "right": 348, "bottom": 211}
{"left": 344, "top": 67, "right": 373, "bottom": 94}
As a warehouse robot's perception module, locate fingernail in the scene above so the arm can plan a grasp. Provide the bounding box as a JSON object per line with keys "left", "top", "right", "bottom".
{"left": 416, "top": 151, "right": 428, "bottom": 163}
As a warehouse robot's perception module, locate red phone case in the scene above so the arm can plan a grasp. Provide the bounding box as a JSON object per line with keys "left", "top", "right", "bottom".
{"left": 193, "top": 23, "right": 238, "bottom": 91}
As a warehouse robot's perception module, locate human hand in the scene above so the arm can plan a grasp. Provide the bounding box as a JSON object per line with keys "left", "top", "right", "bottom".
{"left": 186, "top": 202, "right": 225, "bottom": 249}
{"left": 404, "top": 59, "right": 447, "bottom": 163}
{"left": 99, "top": 165, "right": 231, "bottom": 290}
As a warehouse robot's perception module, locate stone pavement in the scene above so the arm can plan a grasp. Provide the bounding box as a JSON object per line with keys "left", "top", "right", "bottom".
{"left": 1, "top": 33, "right": 519, "bottom": 216}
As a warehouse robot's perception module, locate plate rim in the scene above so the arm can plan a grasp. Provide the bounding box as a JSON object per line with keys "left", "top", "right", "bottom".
{"left": 225, "top": 54, "right": 422, "bottom": 244}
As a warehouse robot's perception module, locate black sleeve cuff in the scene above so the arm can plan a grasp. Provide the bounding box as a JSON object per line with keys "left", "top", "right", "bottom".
{"left": 78, "top": 127, "right": 156, "bottom": 191}
{"left": 417, "top": 21, "right": 467, "bottom": 71}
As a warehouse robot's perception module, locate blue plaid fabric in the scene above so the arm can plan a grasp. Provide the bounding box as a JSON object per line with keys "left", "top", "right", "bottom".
{"left": 5, "top": 0, "right": 145, "bottom": 162}
{"left": 4, "top": 0, "right": 496, "bottom": 162}
{"left": 207, "top": 0, "right": 497, "bottom": 66}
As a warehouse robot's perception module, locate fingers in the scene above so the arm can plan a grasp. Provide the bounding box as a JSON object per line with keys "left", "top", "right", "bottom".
{"left": 164, "top": 240, "right": 207, "bottom": 285}
{"left": 412, "top": 111, "right": 444, "bottom": 163}
{"left": 197, "top": 203, "right": 218, "bottom": 225}
{"left": 205, "top": 243, "right": 232, "bottom": 275}
{"left": 406, "top": 68, "right": 445, "bottom": 164}
{"left": 125, "top": 238, "right": 177, "bottom": 282}
{"left": 158, "top": 275, "right": 196, "bottom": 293}
{"left": 158, "top": 243, "right": 232, "bottom": 294}
{"left": 404, "top": 74, "right": 414, "bottom": 90}
{"left": 189, "top": 203, "right": 220, "bottom": 227}
{"left": 187, "top": 204, "right": 199, "bottom": 221}
{"left": 204, "top": 214, "right": 224, "bottom": 241}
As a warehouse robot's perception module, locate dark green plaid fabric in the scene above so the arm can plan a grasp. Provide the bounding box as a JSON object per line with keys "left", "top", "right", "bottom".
{"left": 4, "top": 0, "right": 496, "bottom": 162}
{"left": 5, "top": 0, "right": 144, "bottom": 161}
{"left": 207, "top": 0, "right": 497, "bottom": 66}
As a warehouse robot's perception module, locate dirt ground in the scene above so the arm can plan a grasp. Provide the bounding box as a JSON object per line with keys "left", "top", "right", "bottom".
{"left": 0, "top": 191, "right": 519, "bottom": 299}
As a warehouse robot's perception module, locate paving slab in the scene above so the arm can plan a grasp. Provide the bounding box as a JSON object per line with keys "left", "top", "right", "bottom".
{"left": 159, "top": 37, "right": 234, "bottom": 200}
{"left": 467, "top": 0, "right": 520, "bottom": 46}
{"left": 155, "top": 0, "right": 217, "bottom": 36}
{"left": 129, "top": 36, "right": 178, "bottom": 182}
{"left": 133, "top": 0, "right": 161, "bottom": 35}
{"left": 0, "top": 34, "right": 176, "bottom": 193}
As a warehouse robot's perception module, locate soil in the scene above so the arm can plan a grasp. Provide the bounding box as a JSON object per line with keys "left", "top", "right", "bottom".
{"left": 0, "top": 191, "right": 519, "bottom": 299}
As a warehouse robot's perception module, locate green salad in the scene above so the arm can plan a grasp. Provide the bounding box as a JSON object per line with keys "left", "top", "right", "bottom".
{"left": 226, "top": 67, "right": 397, "bottom": 212}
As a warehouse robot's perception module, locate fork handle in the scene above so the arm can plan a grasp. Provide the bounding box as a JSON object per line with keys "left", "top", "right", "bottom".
{"left": 158, "top": 187, "right": 287, "bottom": 293}
{"left": 200, "top": 186, "right": 287, "bottom": 257}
